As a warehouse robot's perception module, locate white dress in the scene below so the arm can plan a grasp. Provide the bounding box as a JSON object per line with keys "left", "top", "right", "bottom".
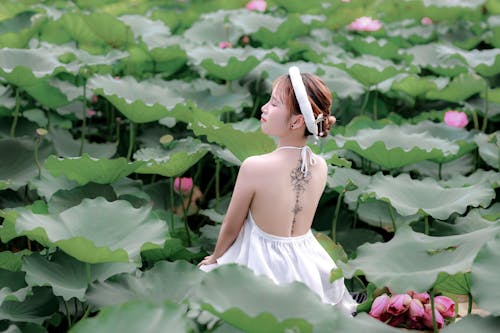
{"left": 199, "top": 209, "right": 358, "bottom": 316}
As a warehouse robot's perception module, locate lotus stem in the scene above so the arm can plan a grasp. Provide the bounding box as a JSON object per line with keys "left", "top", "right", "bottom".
{"left": 215, "top": 159, "right": 221, "bottom": 211}
{"left": 373, "top": 90, "right": 378, "bottom": 121}
{"left": 430, "top": 289, "right": 438, "bottom": 333}
{"left": 360, "top": 89, "right": 370, "bottom": 116}
{"left": 81, "top": 304, "right": 92, "bottom": 321}
{"left": 471, "top": 110, "right": 479, "bottom": 130}
{"left": 424, "top": 215, "right": 429, "bottom": 235}
{"left": 34, "top": 137, "right": 42, "bottom": 180}
{"left": 331, "top": 189, "right": 345, "bottom": 242}
{"left": 79, "top": 81, "right": 87, "bottom": 156}
{"left": 63, "top": 300, "right": 72, "bottom": 328}
{"left": 438, "top": 163, "right": 442, "bottom": 180}
{"left": 179, "top": 178, "right": 192, "bottom": 247}
{"left": 126, "top": 121, "right": 135, "bottom": 161}
{"left": 352, "top": 201, "right": 360, "bottom": 229}
{"left": 388, "top": 204, "right": 397, "bottom": 233}
{"left": 9, "top": 87, "right": 20, "bottom": 138}
{"left": 482, "top": 86, "right": 489, "bottom": 132}
{"left": 86, "top": 263, "right": 91, "bottom": 285}
{"left": 169, "top": 179, "right": 175, "bottom": 231}
{"left": 467, "top": 292, "right": 473, "bottom": 315}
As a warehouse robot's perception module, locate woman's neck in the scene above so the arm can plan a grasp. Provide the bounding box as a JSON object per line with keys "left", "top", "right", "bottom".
{"left": 277, "top": 137, "right": 307, "bottom": 148}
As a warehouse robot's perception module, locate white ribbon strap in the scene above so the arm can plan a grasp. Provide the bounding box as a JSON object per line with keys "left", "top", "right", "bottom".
{"left": 300, "top": 146, "right": 316, "bottom": 176}
{"left": 288, "top": 66, "right": 318, "bottom": 137}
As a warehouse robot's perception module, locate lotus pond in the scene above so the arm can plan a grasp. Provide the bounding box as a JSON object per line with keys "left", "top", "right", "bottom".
{"left": 0, "top": 0, "right": 499, "bottom": 332}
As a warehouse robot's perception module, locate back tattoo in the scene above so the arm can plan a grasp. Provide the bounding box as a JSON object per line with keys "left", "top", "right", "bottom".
{"left": 290, "top": 159, "right": 312, "bottom": 234}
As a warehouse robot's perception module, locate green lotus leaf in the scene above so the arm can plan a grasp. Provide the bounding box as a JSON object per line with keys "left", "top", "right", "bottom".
{"left": 187, "top": 107, "right": 275, "bottom": 161}
{"left": 0, "top": 250, "right": 30, "bottom": 272}
{"left": 434, "top": 207, "right": 499, "bottom": 237}
{"left": 385, "top": 19, "right": 436, "bottom": 44}
{"left": 22, "top": 109, "right": 47, "bottom": 127}
{"left": 134, "top": 138, "right": 209, "bottom": 177}
{"left": 488, "top": 15, "right": 500, "bottom": 48}
{"left": 249, "top": 14, "right": 311, "bottom": 47}
{"left": 433, "top": 272, "right": 471, "bottom": 295}
{"left": 0, "top": 137, "right": 53, "bottom": 190}
{"left": 44, "top": 154, "right": 143, "bottom": 185}
{"left": 29, "top": 169, "right": 79, "bottom": 200}
{"left": 183, "top": 10, "right": 245, "bottom": 45}
{"left": 402, "top": 44, "right": 468, "bottom": 77}
{"left": 333, "top": 54, "right": 416, "bottom": 87}
{"left": 14, "top": 197, "right": 168, "bottom": 264}
{"left": 470, "top": 231, "right": 500, "bottom": 315}
{"left": 439, "top": 169, "right": 500, "bottom": 189}
{"left": 384, "top": 74, "right": 449, "bottom": 98}
{"left": 87, "top": 260, "right": 205, "bottom": 308}
{"left": 186, "top": 45, "right": 285, "bottom": 81}
{"left": 344, "top": 35, "right": 400, "bottom": 60}
{"left": 118, "top": 14, "right": 171, "bottom": 50}
{"left": 339, "top": 224, "right": 500, "bottom": 293}
{"left": 479, "top": 202, "right": 500, "bottom": 221}
{"left": 149, "top": 45, "right": 187, "bottom": 77}
{"left": 441, "top": 315, "right": 500, "bottom": 333}
{"left": 364, "top": 172, "right": 495, "bottom": 219}
{"left": 465, "top": 97, "right": 500, "bottom": 119}
{"left": 0, "top": 287, "right": 58, "bottom": 324}
{"left": 248, "top": 59, "right": 318, "bottom": 91}
{"left": 425, "top": 72, "right": 487, "bottom": 102}
{"left": 0, "top": 10, "right": 41, "bottom": 48}
{"left": 474, "top": 132, "right": 499, "bottom": 169}
{"left": 70, "top": 300, "right": 195, "bottom": 333}
{"left": 436, "top": 44, "right": 500, "bottom": 77}
{"left": 88, "top": 75, "right": 189, "bottom": 123}
{"left": 0, "top": 269, "right": 30, "bottom": 304}
{"left": 155, "top": 78, "right": 252, "bottom": 114}
{"left": 48, "top": 182, "right": 117, "bottom": 214}
{"left": 336, "top": 228, "right": 385, "bottom": 256}
{"left": 0, "top": 48, "right": 65, "bottom": 80}
{"left": 318, "top": 64, "right": 365, "bottom": 100}
{"left": 49, "top": 127, "right": 117, "bottom": 158}
{"left": 327, "top": 166, "right": 370, "bottom": 204}
{"left": 332, "top": 124, "right": 460, "bottom": 169}
{"left": 22, "top": 252, "right": 135, "bottom": 301}
{"left": 82, "top": 12, "right": 135, "bottom": 50}
{"left": 403, "top": 154, "right": 474, "bottom": 180}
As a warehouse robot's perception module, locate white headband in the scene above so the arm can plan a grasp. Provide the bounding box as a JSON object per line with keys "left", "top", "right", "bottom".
{"left": 288, "top": 66, "right": 319, "bottom": 137}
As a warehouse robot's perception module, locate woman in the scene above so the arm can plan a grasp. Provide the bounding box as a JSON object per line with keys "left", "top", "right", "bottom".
{"left": 198, "top": 66, "right": 357, "bottom": 316}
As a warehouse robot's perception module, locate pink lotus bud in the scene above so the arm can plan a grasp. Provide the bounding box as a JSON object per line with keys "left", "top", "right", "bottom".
{"left": 387, "top": 313, "right": 408, "bottom": 328}
{"left": 408, "top": 298, "right": 425, "bottom": 321}
{"left": 174, "top": 177, "right": 194, "bottom": 194}
{"left": 423, "top": 304, "right": 444, "bottom": 329}
{"left": 245, "top": 0, "right": 266, "bottom": 12}
{"left": 387, "top": 294, "right": 412, "bottom": 316}
{"left": 219, "top": 41, "right": 233, "bottom": 49}
{"left": 444, "top": 110, "right": 468, "bottom": 128}
{"left": 421, "top": 17, "right": 433, "bottom": 25}
{"left": 348, "top": 16, "right": 382, "bottom": 32}
{"left": 86, "top": 109, "right": 97, "bottom": 117}
{"left": 369, "top": 294, "right": 390, "bottom": 320}
{"left": 434, "top": 296, "right": 455, "bottom": 318}
{"left": 412, "top": 291, "right": 430, "bottom": 304}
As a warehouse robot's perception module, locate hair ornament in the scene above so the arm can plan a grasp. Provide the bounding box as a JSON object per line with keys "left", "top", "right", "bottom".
{"left": 288, "top": 66, "right": 318, "bottom": 138}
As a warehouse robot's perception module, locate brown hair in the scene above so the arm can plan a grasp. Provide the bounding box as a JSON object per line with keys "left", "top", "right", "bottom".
{"left": 273, "top": 72, "right": 336, "bottom": 138}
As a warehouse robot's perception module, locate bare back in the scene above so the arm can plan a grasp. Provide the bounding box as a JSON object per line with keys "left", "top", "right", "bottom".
{"left": 246, "top": 148, "right": 327, "bottom": 237}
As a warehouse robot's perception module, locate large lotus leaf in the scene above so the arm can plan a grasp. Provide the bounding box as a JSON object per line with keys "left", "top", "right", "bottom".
{"left": 70, "top": 300, "right": 195, "bottom": 333}
{"left": 247, "top": 59, "right": 318, "bottom": 91}
{"left": 439, "top": 169, "right": 500, "bottom": 189}
{"left": 0, "top": 137, "right": 53, "bottom": 190}
{"left": 347, "top": 199, "right": 421, "bottom": 232}
{"left": 0, "top": 269, "right": 29, "bottom": 304}
{"left": 327, "top": 166, "right": 371, "bottom": 205}
{"left": 403, "top": 154, "right": 474, "bottom": 180}
{"left": 470, "top": 231, "right": 500, "bottom": 315}
{"left": 118, "top": 15, "right": 171, "bottom": 50}
{"left": 332, "top": 125, "right": 460, "bottom": 169}
{"left": 433, "top": 208, "right": 498, "bottom": 237}
{"left": 22, "top": 252, "right": 135, "bottom": 301}
{"left": 88, "top": 75, "right": 189, "bottom": 123}
{"left": 318, "top": 64, "right": 365, "bottom": 100}
{"left": 44, "top": 154, "right": 144, "bottom": 185}
{"left": 186, "top": 45, "right": 285, "bottom": 81}
{"left": 154, "top": 78, "right": 252, "bottom": 114}
{"left": 29, "top": 169, "right": 79, "bottom": 200}
{"left": 344, "top": 35, "right": 400, "bottom": 60}
{"left": 134, "top": 137, "right": 208, "bottom": 177}
{"left": 332, "top": 54, "right": 416, "bottom": 87}
{"left": 425, "top": 73, "right": 487, "bottom": 102}
{"left": 363, "top": 173, "right": 495, "bottom": 219}
{"left": 441, "top": 315, "right": 500, "bottom": 333}
{"left": 13, "top": 197, "right": 168, "bottom": 264}
{"left": 474, "top": 132, "right": 499, "bottom": 169}
{"left": 86, "top": 260, "right": 205, "bottom": 308}
{"left": 187, "top": 107, "right": 275, "bottom": 161}
{"left": 49, "top": 127, "right": 117, "bottom": 158}
{"left": 383, "top": 74, "right": 449, "bottom": 98}
{"left": 248, "top": 14, "right": 311, "bottom": 47}
{"left": 183, "top": 10, "right": 245, "bottom": 45}
{"left": 436, "top": 44, "right": 500, "bottom": 77}
{"left": 82, "top": 12, "right": 135, "bottom": 49}
{"left": 47, "top": 183, "right": 117, "bottom": 214}
{"left": 488, "top": 15, "right": 500, "bottom": 48}
{"left": 433, "top": 272, "right": 471, "bottom": 295}
{"left": 0, "top": 250, "right": 30, "bottom": 272}
{"left": 385, "top": 19, "right": 436, "bottom": 44}
{"left": 339, "top": 224, "right": 500, "bottom": 293}
{"left": 0, "top": 287, "right": 58, "bottom": 324}
{"left": 402, "top": 44, "right": 468, "bottom": 77}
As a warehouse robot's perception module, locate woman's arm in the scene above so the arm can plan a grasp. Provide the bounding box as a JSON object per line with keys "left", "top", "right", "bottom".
{"left": 198, "top": 157, "right": 256, "bottom": 266}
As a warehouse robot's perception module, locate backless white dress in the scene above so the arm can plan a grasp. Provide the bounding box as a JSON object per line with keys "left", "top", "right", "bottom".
{"left": 199, "top": 209, "right": 358, "bottom": 316}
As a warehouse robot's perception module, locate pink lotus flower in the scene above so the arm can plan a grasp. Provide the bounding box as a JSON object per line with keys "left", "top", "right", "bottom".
{"left": 434, "top": 296, "right": 455, "bottom": 318}
{"left": 86, "top": 109, "right": 97, "bottom": 117}
{"left": 421, "top": 17, "right": 433, "bottom": 25}
{"left": 369, "top": 294, "right": 390, "bottom": 320}
{"left": 245, "top": 0, "right": 266, "bottom": 12}
{"left": 174, "top": 177, "right": 193, "bottom": 194}
{"left": 423, "top": 305, "right": 444, "bottom": 329}
{"left": 387, "top": 294, "right": 412, "bottom": 316}
{"left": 444, "top": 110, "right": 468, "bottom": 128}
{"left": 219, "top": 41, "right": 233, "bottom": 49}
{"left": 408, "top": 298, "right": 425, "bottom": 321}
{"left": 412, "top": 291, "right": 430, "bottom": 304}
{"left": 348, "top": 16, "right": 382, "bottom": 32}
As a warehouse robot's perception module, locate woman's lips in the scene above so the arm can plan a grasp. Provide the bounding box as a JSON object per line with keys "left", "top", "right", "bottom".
{"left": 260, "top": 117, "right": 266, "bottom": 122}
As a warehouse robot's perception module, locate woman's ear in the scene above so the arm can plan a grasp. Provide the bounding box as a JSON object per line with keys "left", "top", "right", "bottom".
{"left": 290, "top": 114, "right": 305, "bottom": 129}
